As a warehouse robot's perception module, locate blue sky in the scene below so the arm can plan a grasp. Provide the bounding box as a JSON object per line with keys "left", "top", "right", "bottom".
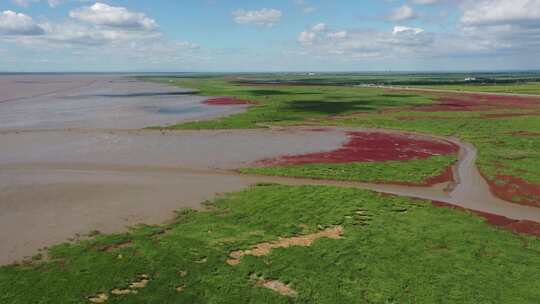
{"left": 1, "top": 0, "right": 539, "bottom": 72}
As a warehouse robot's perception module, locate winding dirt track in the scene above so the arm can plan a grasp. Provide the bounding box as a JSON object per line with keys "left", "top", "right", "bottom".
{"left": 1, "top": 76, "right": 539, "bottom": 265}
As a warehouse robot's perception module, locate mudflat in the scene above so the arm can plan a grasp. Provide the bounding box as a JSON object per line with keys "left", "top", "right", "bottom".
{"left": 0, "top": 75, "right": 245, "bottom": 130}
{"left": 0, "top": 75, "right": 347, "bottom": 264}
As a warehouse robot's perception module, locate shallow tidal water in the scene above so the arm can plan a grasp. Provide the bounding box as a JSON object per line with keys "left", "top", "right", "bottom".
{"left": 0, "top": 75, "right": 245, "bottom": 130}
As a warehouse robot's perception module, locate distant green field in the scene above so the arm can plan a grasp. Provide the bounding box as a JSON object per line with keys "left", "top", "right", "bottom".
{"left": 145, "top": 77, "right": 434, "bottom": 130}
{"left": 2, "top": 185, "right": 538, "bottom": 303}
{"left": 414, "top": 82, "right": 540, "bottom": 95}
{"left": 220, "top": 73, "right": 540, "bottom": 95}
{"left": 229, "top": 72, "right": 540, "bottom": 86}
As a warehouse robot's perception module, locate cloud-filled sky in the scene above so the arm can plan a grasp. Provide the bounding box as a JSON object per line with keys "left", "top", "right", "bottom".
{"left": 1, "top": 0, "right": 540, "bottom": 72}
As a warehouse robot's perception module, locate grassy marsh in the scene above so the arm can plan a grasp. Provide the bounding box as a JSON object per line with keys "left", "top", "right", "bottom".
{"left": 146, "top": 76, "right": 540, "bottom": 205}
{"left": 2, "top": 185, "right": 539, "bottom": 303}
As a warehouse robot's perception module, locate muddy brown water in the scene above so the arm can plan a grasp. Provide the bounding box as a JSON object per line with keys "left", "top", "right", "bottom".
{"left": 0, "top": 128, "right": 347, "bottom": 265}
{"left": 1, "top": 75, "right": 538, "bottom": 265}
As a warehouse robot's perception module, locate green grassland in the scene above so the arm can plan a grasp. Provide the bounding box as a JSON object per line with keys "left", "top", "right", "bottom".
{"left": 3, "top": 76, "right": 540, "bottom": 304}
{"left": 145, "top": 77, "right": 434, "bottom": 130}
{"left": 2, "top": 185, "right": 539, "bottom": 303}
{"left": 221, "top": 72, "right": 540, "bottom": 95}
{"left": 146, "top": 77, "right": 540, "bottom": 204}
{"left": 241, "top": 156, "right": 456, "bottom": 185}
{"left": 230, "top": 72, "right": 540, "bottom": 85}
{"left": 414, "top": 82, "right": 540, "bottom": 95}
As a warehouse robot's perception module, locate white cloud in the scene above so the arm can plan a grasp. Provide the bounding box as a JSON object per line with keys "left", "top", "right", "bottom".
{"left": 35, "top": 21, "right": 160, "bottom": 46}
{"left": 327, "top": 30, "right": 348, "bottom": 39}
{"left": 69, "top": 2, "right": 158, "bottom": 31}
{"left": 297, "top": 23, "right": 327, "bottom": 44}
{"left": 1, "top": 3, "right": 204, "bottom": 69}
{"left": 3, "top": 19, "right": 201, "bottom": 68}
{"left": 0, "top": 10, "right": 44, "bottom": 36}
{"left": 298, "top": 31, "right": 316, "bottom": 44}
{"left": 312, "top": 23, "right": 326, "bottom": 32}
{"left": 232, "top": 8, "right": 282, "bottom": 27}
{"left": 387, "top": 5, "right": 418, "bottom": 21}
{"left": 393, "top": 26, "right": 424, "bottom": 35}
{"left": 298, "top": 23, "right": 348, "bottom": 45}
{"left": 462, "top": 0, "right": 540, "bottom": 26}
{"left": 295, "top": 17, "right": 540, "bottom": 65}
{"left": 1, "top": 4, "right": 198, "bottom": 64}
{"left": 457, "top": 0, "right": 540, "bottom": 56}
{"left": 297, "top": 23, "right": 443, "bottom": 60}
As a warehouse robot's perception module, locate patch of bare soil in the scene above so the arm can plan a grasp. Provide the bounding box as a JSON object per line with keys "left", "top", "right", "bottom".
{"left": 227, "top": 226, "right": 343, "bottom": 266}
{"left": 88, "top": 293, "right": 108, "bottom": 303}
{"left": 195, "top": 257, "right": 208, "bottom": 264}
{"left": 175, "top": 270, "right": 188, "bottom": 292}
{"left": 251, "top": 274, "right": 298, "bottom": 298}
{"left": 129, "top": 274, "right": 150, "bottom": 289}
{"left": 87, "top": 274, "right": 149, "bottom": 303}
{"left": 178, "top": 270, "right": 188, "bottom": 277}
{"left": 176, "top": 285, "right": 186, "bottom": 292}
{"left": 111, "top": 289, "right": 135, "bottom": 295}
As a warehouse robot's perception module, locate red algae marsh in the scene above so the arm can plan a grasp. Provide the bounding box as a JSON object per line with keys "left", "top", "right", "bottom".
{"left": 256, "top": 131, "right": 458, "bottom": 165}
{"left": 1, "top": 75, "right": 540, "bottom": 304}
{"left": 406, "top": 91, "right": 540, "bottom": 112}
